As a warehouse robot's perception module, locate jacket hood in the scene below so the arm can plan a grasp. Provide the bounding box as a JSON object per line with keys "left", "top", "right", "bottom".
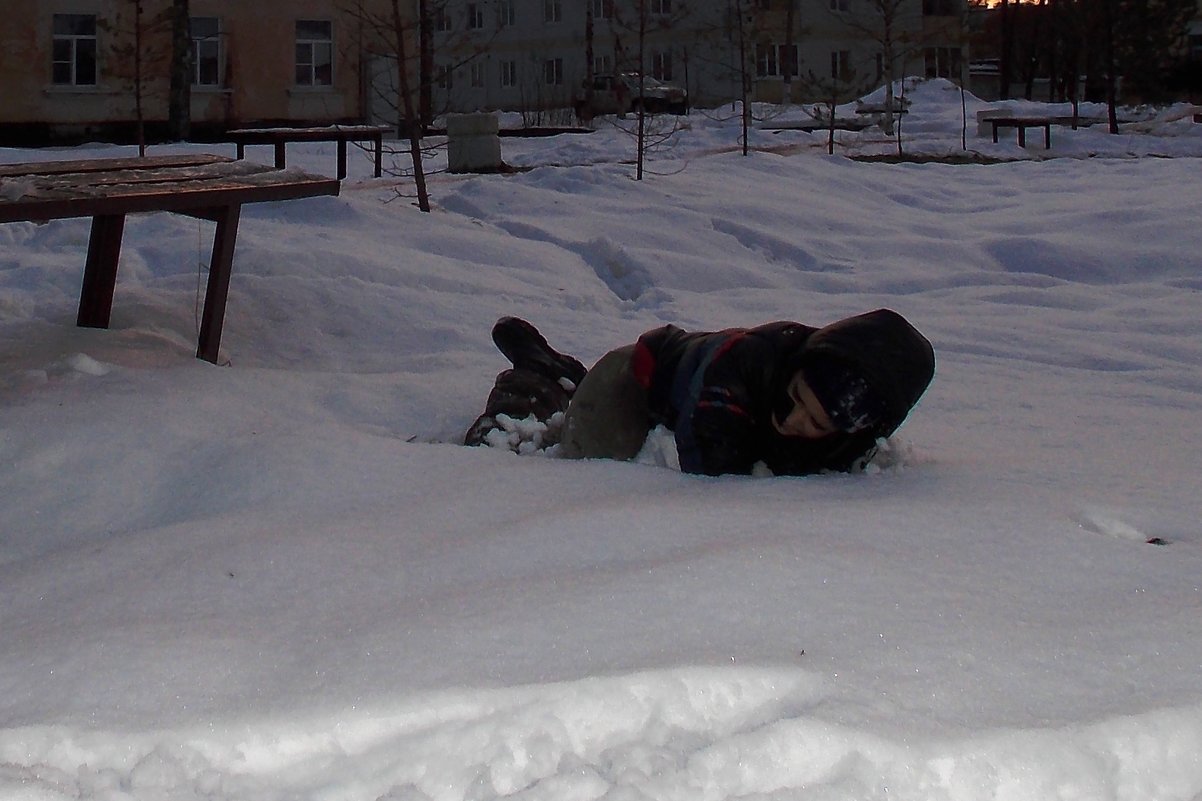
{"left": 785, "top": 309, "right": 935, "bottom": 436}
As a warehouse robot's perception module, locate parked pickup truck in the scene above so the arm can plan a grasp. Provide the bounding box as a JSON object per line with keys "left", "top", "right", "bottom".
{"left": 574, "top": 72, "right": 689, "bottom": 119}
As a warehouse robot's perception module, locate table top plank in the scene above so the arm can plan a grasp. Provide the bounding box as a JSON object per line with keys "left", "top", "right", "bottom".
{"left": 0, "top": 154, "right": 230, "bottom": 178}
{"left": 0, "top": 156, "right": 340, "bottom": 224}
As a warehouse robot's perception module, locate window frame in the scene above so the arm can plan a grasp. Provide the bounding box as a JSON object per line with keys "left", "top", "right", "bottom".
{"left": 51, "top": 13, "right": 98, "bottom": 87}
{"left": 295, "top": 19, "right": 334, "bottom": 87}
{"left": 467, "top": 3, "right": 485, "bottom": 29}
{"left": 831, "top": 49, "right": 851, "bottom": 81}
{"left": 543, "top": 57, "right": 563, "bottom": 86}
{"left": 500, "top": 59, "right": 517, "bottom": 88}
{"left": 498, "top": 0, "right": 516, "bottom": 26}
{"left": 652, "top": 50, "right": 673, "bottom": 82}
{"left": 190, "top": 16, "right": 223, "bottom": 88}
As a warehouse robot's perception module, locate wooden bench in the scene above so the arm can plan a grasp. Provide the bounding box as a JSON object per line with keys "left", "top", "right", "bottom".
{"left": 987, "top": 116, "right": 1053, "bottom": 149}
{"left": 227, "top": 124, "right": 390, "bottom": 179}
{"left": 0, "top": 154, "right": 340, "bottom": 363}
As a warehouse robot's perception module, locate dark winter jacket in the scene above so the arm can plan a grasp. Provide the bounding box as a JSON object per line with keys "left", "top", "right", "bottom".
{"left": 630, "top": 309, "right": 935, "bottom": 476}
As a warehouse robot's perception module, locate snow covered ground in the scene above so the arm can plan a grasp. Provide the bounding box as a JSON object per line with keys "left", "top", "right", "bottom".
{"left": 2, "top": 79, "right": 1202, "bottom": 800}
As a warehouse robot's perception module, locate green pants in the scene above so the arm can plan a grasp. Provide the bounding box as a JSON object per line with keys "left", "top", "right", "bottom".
{"left": 559, "top": 345, "right": 651, "bottom": 461}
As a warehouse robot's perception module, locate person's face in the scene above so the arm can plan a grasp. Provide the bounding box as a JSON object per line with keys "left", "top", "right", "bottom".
{"left": 772, "top": 372, "right": 837, "bottom": 440}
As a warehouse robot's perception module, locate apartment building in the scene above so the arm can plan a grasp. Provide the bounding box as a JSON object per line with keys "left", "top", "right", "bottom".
{"left": 420, "top": 0, "right": 967, "bottom": 117}
{"left": 1, "top": 0, "right": 966, "bottom": 145}
{"left": 0, "top": 0, "right": 387, "bottom": 144}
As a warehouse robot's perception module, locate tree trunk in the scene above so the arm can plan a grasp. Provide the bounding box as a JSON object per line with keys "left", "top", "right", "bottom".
{"left": 636, "top": 0, "right": 647, "bottom": 179}
{"left": 583, "top": 4, "right": 595, "bottom": 124}
{"left": 1103, "top": 0, "right": 1118, "bottom": 133}
{"left": 737, "top": 0, "right": 749, "bottom": 156}
{"left": 392, "top": 0, "right": 431, "bottom": 211}
{"left": 999, "top": 0, "right": 1012, "bottom": 100}
{"left": 419, "top": 0, "right": 434, "bottom": 129}
{"left": 168, "top": 0, "right": 192, "bottom": 141}
{"left": 134, "top": 0, "right": 146, "bottom": 156}
{"left": 783, "top": 0, "right": 797, "bottom": 105}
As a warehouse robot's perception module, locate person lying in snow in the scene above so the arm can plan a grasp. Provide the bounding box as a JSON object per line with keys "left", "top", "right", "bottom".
{"left": 464, "top": 310, "right": 935, "bottom": 476}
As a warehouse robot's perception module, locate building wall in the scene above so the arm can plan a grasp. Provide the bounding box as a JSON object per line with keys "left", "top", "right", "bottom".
{"left": 0, "top": 0, "right": 970, "bottom": 143}
{"left": 422, "top": 0, "right": 969, "bottom": 116}
{"left": 0, "top": 0, "right": 388, "bottom": 144}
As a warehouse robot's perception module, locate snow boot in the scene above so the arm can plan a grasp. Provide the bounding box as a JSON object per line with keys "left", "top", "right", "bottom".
{"left": 491, "top": 317, "right": 587, "bottom": 390}
{"left": 463, "top": 367, "right": 572, "bottom": 447}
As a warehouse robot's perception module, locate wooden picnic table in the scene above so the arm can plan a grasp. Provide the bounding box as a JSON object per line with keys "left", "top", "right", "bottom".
{"left": 987, "top": 116, "right": 1053, "bottom": 149}
{"left": 0, "top": 154, "right": 340, "bottom": 363}
{"left": 227, "top": 124, "right": 390, "bottom": 179}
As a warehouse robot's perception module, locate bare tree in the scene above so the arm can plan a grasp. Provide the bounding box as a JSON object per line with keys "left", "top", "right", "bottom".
{"left": 167, "top": 0, "right": 191, "bottom": 141}
{"left": 340, "top": 0, "right": 431, "bottom": 211}
{"left": 598, "top": 0, "right": 693, "bottom": 177}
{"left": 387, "top": 0, "right": 431, "bottom": 211}
{"left": 830, "top": 0, "right": 928, "bottom": 136}
{"left": 106, "top": 0, "right": 172, "bottom": 155}
{"left": 801, "top": 64, "right": 872, "bottom": 155}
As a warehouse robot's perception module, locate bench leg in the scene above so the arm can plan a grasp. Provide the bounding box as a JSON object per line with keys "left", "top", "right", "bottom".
{"left": 236, "top": 143, "right": 245, "bottom": 160}
{"left": 196, "top": 204, "right": 242, "bottom": 364}
{"left": 374, "top": 133, "right": 383, "bottom": 177}
{"left": 337, "top": 139, "right": 347, "bottom": 180}
{"left": 991, "top": 123, "right": 999, "bottom": 144}
{"left": 273, "top": 142, "right": 286, "bottom": 170}
{"left": 77, "top": 214, "right": 126, "bottom": 328}
{"left": 1018, "top": 126, "right": 1027, "bottom": 147}
{"left": 1044, "top": 125, "right": 1051, "bottom": 149}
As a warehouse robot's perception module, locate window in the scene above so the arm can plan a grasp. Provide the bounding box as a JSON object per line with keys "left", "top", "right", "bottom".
{"left": 755, "top": 43, "right": 777, "bottom": 78}
{"left": 831, "top": 50, "right": 851, "bottom": 81}
{"left": 499, "top": 0, "right": 516, "bottom": 26}
{"left": 295, "top": 20, "right": 333, "bottom": 86}
{"left": 592, "top": 0, "right": 614, "bottom": 19}
{"left": 830, "top": 0, "right": 850, "bottom": 11}
{"left": 544, "top": 0, "right": 562, "bottom": 23}
{"left": 500, "top": 60, "right": 517, "bottom": 88}
{"left": 190, "top": 16, "right": 222, "bottom": 87}
{"left": 470, "top": 61, "right": 486, "bottom": 88}
{"left": 544, "top": 57, "right": 563, "bottom": 86}
{"left": 652, "top": 51, "right": 673, "bottom": 82}
{"left": 52, "top": 14, "right": 97, "bottom": 86}
{"left": 435, "top": 7, "right": 452, "bottom": 32}
{"left": 756, "top": 43, "right": 798, "bottom": 78}
{"left": 436, "top": 64, "right": 453, "bottom": 89}
{"left": 924, "top": 46, "right": 961, "bottom": 78}
{"left": 467, "top": 3, "right": 485, "bottom": 29}
{"left": 594, "top": 55, "right": 613, "bottom": 75}
{"left": 650, "top": 0, "right": 671, "bottom": 14}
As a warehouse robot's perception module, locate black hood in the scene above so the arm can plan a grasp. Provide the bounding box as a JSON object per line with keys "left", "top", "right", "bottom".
{"left": 782, "top": 309, "right": 935, "bottom": 437}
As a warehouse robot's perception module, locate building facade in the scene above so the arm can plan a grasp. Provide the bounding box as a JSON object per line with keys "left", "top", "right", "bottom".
{"left": 420, "top": 0, "right": 967, "bottom": 118}
{"left": 0, "top": 0, "right": 385, "bottom": 144}
{"left": 1, "top": 0, "right": 967, "bottom": 145}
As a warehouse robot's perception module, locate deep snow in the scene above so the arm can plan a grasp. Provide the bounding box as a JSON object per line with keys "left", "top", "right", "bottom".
{"left": 2, "top": 80, "right": 1202, "bottom": 800}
